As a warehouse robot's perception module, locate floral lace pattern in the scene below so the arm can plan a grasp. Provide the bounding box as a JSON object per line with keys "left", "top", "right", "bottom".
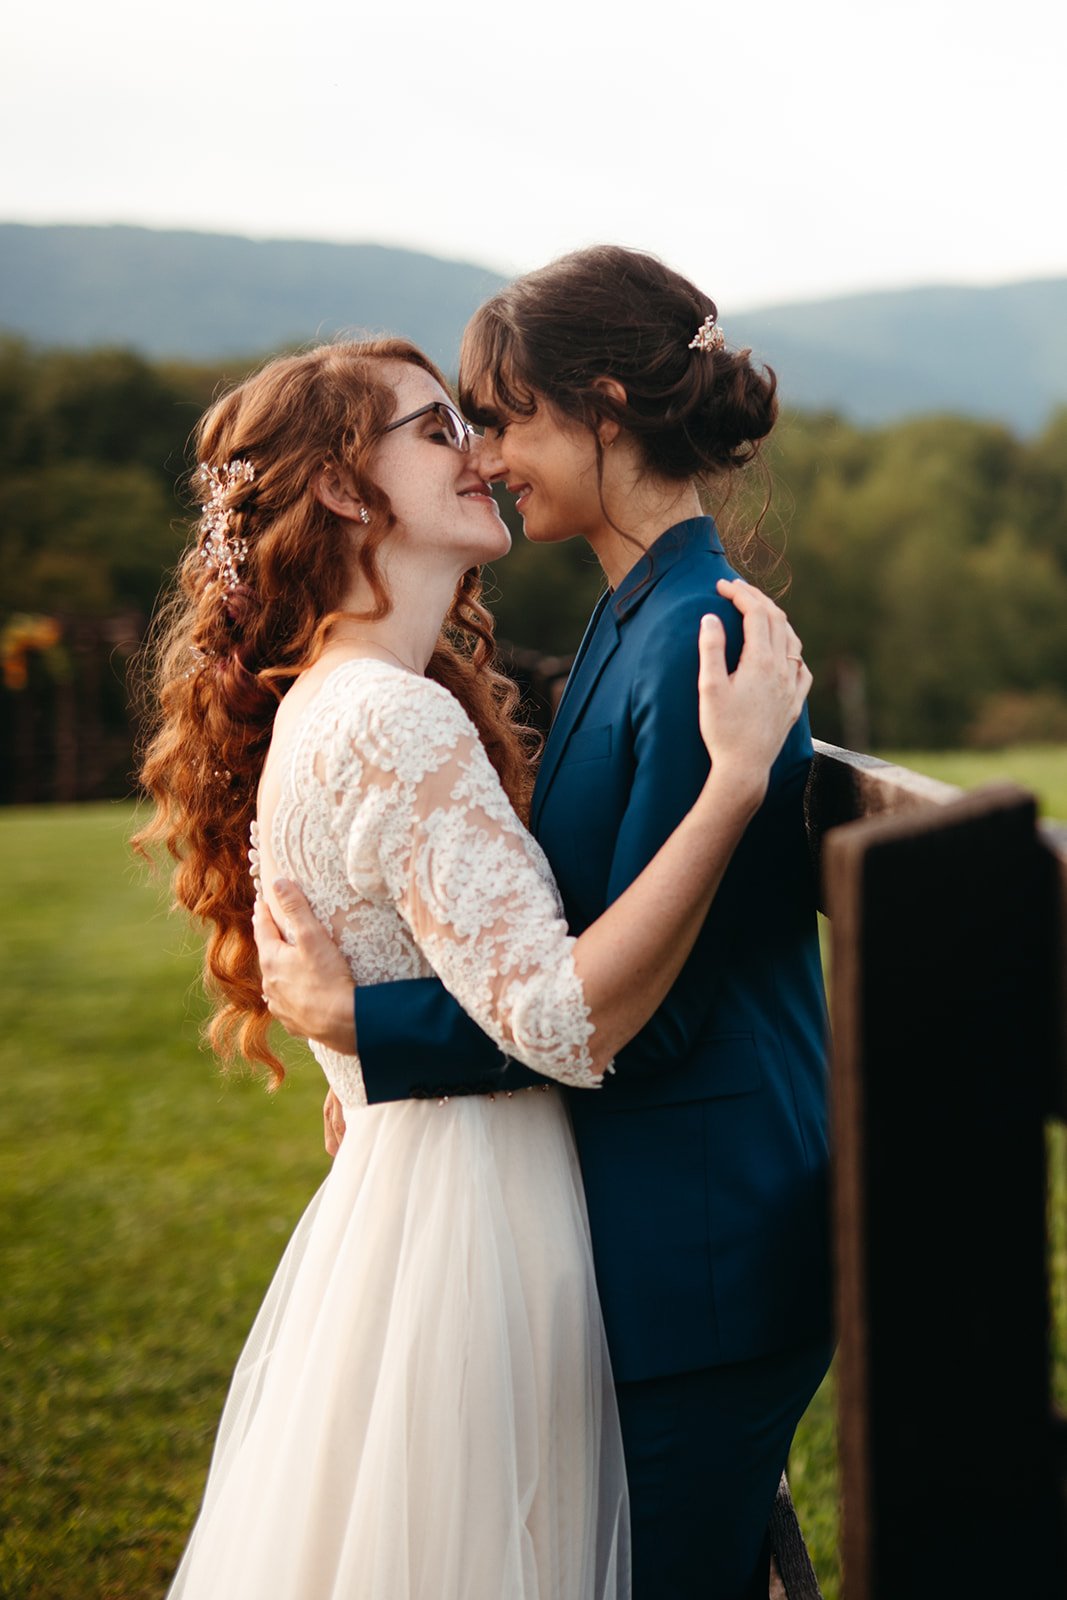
{"left": 257, "top": 661, "right": 604, "bottom": 1109}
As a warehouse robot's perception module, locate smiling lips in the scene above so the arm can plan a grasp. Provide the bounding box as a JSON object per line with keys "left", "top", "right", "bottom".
{"left": 458, "top": 479, "right": 495, "bottom": 502}
{"left": 459, "top": 480, "right": 532, "bottom": 510}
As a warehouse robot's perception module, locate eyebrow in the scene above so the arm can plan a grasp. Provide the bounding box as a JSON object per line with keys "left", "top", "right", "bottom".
{"left": 464, "top": 394, "right": 503, "bottom": 429}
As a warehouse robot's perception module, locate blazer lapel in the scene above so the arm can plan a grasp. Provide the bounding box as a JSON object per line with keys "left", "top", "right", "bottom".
{"left": 531, "top": 594, "right": 620, "bottom": 836}
{"left": 530, "top": 518, "right": 726, "bottom": 837}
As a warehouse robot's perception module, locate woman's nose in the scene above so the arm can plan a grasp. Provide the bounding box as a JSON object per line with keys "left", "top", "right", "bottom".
{"left": 471, "top": 431, "right": 505, "bottom": 480}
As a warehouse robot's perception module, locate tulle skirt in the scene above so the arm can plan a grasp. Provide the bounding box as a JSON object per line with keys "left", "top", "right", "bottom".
{"left": 166, "top": 1087, "right": 629, "bottom": 1599}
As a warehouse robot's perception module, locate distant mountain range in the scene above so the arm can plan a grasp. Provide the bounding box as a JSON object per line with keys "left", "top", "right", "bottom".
{"left": 0, "top": 223, "right": 507, "bottom": 377}
{"left": 1, "top": 223, "right": 1064, "bottom": 434}
{"left": 729, "top": 279, "right": 1067, "bottom": 435}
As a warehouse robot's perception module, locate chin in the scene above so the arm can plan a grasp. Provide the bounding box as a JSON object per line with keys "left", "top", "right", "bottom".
{"left": 481, "top": 514, "right": 513, "bottom": 555}
{"left": 461, "top": 534, "right": 511, "bottom": 571}
{"left": 482, "top": 528, "right": 512, "bottom": 562}
{"left": 522, "top": 520, "right": 575, "bottom": 546}
{"left": 457, "top": 507, "right": 512, "bottom": 564}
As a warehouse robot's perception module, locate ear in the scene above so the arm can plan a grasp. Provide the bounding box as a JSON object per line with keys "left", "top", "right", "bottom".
{"left": 316, "top": 463, "right": 365, "bottom": 523}
{"left": 591, "top": 376, "right": 627, "bottom": 449}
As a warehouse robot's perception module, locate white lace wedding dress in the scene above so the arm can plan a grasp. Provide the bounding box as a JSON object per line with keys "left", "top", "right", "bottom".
{"left": 166, "top": 660, "right": 630, "bottom": 1600}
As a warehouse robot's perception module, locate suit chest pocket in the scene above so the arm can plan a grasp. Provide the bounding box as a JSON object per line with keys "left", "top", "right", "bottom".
{"left": 563, "top": 723, "right": 613, "bottom": 765}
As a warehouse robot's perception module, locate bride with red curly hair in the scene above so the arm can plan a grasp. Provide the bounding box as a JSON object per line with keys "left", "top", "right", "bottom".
{"left": 136, "top": 336, "right": 808, "bottom": 1599}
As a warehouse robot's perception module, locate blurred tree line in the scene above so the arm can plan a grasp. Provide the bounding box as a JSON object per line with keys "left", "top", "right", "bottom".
{"left": 2, "top": 335, "right": 1066, "bottom": 802}
{"left": 757, "top": 408, "right": 1067, "bottom": 750}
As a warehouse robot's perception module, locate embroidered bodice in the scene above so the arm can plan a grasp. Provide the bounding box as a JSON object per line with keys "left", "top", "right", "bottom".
{"left": 253, "top": 660, "right": 603, "bottom": 1108}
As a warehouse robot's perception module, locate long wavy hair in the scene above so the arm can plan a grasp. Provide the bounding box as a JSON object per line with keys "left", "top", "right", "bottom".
{"left": 134, "top": 338, "right": 537, "bottom": 1087}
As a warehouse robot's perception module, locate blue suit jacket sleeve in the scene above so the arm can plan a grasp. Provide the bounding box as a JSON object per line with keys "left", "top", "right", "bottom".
{"left": 356, "top": 980, "right": 545, "bottom": 1103}
{"left": 605, "top": 586, "right": 814, "bottom": 1077}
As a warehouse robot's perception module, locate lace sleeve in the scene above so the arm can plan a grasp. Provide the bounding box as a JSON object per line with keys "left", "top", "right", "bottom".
{"left": 349, "top": 672, "right": 605, "bottom": 1089}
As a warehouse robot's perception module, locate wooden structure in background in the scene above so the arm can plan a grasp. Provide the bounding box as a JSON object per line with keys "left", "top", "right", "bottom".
{"left": 2, "top": 613, "right": 143, "bottom": 804}
{"left": 804, "top": 741, "right": 1067, "bottom": 1600}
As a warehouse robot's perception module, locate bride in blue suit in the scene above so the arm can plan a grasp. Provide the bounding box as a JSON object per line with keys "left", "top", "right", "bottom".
{"left": 256, "top": 246, "right": 832, "bottom": 1600}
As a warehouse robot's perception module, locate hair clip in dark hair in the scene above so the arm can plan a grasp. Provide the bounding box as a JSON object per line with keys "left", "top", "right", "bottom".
{"left": 688, "top": 314, "right": 725, "bottom": 354}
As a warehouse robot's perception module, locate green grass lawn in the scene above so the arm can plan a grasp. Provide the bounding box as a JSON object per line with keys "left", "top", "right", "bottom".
{"left": 1, "top": 752, "right": 1064, "bottom": 1598}
{"left": 0, "top": 803, "right": 328, "bottom": 1599}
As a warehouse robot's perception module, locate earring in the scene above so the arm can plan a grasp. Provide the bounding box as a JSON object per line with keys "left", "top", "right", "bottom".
{"left": 359, "top": 506, "right": 371, "bottom": 525}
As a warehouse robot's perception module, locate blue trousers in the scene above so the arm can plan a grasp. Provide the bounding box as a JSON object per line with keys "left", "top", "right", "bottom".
{"left": 615, "top": 1336, "right": 832, "bottom": 1600}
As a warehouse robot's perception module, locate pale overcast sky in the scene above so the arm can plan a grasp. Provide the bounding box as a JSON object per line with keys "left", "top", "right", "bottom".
{"left": 2, "top": 0, "right": 1063, "bottom": 311}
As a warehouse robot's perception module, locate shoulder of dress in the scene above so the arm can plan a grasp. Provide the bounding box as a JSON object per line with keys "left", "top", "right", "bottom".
{"left": 314, "top": 663, "right": 480, "bottom": 782}
{"left": 309, "top": 661, "right": 470, "bottom": 726}
{"left": 377, "top": 668, "right": 478, "bottom": 734}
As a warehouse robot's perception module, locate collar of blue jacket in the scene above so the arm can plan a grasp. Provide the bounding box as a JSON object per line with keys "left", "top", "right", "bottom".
{"left": 612, "top": 515, "right": 726, "bottom": 621}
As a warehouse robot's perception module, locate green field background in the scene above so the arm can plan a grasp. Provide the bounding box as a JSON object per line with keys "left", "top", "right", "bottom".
{"left": 2, "top": 747, "right": 1065, "bottom": 1599}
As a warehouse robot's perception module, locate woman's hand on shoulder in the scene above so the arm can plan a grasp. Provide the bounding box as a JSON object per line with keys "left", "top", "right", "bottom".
{"left": 696, "top": 578, "right": 811, "bottom": 798}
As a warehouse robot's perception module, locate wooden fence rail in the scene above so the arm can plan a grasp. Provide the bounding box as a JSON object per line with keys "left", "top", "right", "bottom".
{"left": 802, "top": 741, "right": 1067, "bottom": 1600}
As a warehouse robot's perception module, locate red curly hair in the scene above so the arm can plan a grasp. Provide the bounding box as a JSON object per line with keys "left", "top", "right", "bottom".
{"left": 134, "top": 338, "right": 537, "bottom": 1087}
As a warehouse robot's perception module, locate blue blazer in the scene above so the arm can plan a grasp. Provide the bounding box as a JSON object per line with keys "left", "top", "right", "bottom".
{"left": 355, "top": 517, "right": 831, "bottom": 1383}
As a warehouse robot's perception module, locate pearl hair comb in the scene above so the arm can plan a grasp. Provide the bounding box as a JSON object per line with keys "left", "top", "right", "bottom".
{"left": 195, "top": 459, "right": 255, "bottom": 591}
{"left": 688, "top": 314, "right": 725, "bottom": 354}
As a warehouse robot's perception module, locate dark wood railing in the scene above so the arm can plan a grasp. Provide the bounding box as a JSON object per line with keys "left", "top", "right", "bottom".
{"left": 769, "top": 742, "right": 1067, "bottom": 1600}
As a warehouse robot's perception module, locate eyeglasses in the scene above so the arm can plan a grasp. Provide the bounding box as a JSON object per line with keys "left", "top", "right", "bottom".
{"left": 381, "top": 401, "right": 480, "bottom": 453}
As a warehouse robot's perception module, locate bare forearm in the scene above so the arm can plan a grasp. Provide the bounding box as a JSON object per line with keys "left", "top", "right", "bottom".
{"left": 573, "top": 763, "right": 764, "bottom": 1070}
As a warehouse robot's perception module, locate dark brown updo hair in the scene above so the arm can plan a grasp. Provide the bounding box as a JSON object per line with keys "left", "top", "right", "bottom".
{"left": 458, "top": 245, "right": 778, "bottom": 494}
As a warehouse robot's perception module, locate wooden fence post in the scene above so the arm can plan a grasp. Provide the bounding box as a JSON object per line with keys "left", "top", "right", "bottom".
{"left": 822, "top": 782, "right": 1067, "bottom": 1599}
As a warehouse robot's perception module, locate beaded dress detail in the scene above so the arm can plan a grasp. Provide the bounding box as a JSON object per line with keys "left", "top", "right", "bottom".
{"left": 167, "top": 660, "right": 629, "bottom": 1600}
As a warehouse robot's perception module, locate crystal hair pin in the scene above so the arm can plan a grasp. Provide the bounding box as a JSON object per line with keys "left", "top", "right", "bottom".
{"left": 196, "top": 459, "right": 255, "bottom": 591}
{"left": 688, "top": 314, "right": 725, "bottom": 354}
